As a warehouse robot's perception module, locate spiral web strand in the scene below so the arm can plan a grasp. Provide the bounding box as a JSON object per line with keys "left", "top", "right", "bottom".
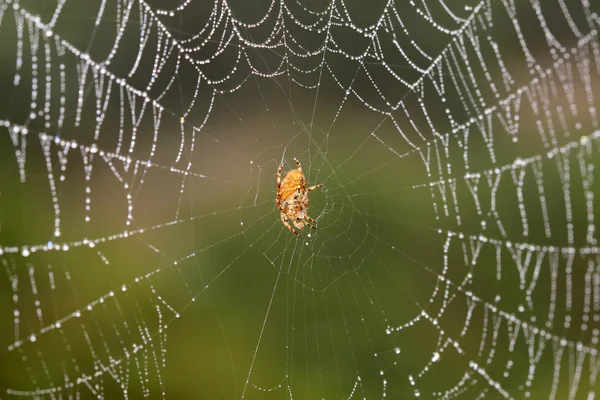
{"left": 0, "top": 0, "right": 600, "bottom": 398}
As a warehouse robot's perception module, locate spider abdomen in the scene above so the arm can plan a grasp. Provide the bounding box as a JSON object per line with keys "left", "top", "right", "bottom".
{"left": 278, "top": 169, "right": 305, "bottom": 201}
{"left": 276, "top": 158, "right": 322, "bottom": 236}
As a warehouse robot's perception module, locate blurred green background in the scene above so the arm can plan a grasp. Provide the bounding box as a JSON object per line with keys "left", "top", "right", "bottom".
{"left": 0, "top": 0, "right": 599, "bottom": 398}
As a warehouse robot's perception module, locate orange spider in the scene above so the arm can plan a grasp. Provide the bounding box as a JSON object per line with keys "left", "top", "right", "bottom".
{"left": 276, "top": 158, "right": 323, "bottom": 236}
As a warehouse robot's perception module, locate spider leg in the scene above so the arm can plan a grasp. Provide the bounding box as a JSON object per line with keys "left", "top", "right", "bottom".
{"left": 294, "top": 157, "right": 302, "bottom": 172}
{"left": 276, "top": 163, "right": 283, "bottom": 208}
{"left": 277, "top": 163, "right": 283, "bottom": 189}
{"left": 305, "top": 215, "right": 317, "bottom": 225}
{"left": 282, "top": 214, "right": 301, "bottom": 237}
{"left": 306, "top": 183, "right": 323, "bottom": 193}
{"left": 303, "top": 218, "right": 317, "bottom": 229}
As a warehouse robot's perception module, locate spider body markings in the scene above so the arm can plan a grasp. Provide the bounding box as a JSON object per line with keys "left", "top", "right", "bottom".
{"left": 276, "top": 158, "right": 323, "bottom": 236}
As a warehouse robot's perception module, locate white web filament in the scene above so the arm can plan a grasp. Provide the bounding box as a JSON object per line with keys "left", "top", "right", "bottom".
{"left": 0, "top": 0, "right": 599, "bottom": 399}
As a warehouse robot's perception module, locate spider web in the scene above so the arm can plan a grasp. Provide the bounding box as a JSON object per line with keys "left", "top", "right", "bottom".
{"left": 0, "top": 0, "right": 599, "bottom": 398}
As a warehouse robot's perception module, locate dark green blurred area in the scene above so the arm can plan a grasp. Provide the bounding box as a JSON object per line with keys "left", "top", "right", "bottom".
{"left": 0, "top": 0, "right": 600, "bottom": 399}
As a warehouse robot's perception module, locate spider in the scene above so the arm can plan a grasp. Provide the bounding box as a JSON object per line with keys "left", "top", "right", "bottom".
{"left": 276, "top": 158, "right": 323, "bottom": 236}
